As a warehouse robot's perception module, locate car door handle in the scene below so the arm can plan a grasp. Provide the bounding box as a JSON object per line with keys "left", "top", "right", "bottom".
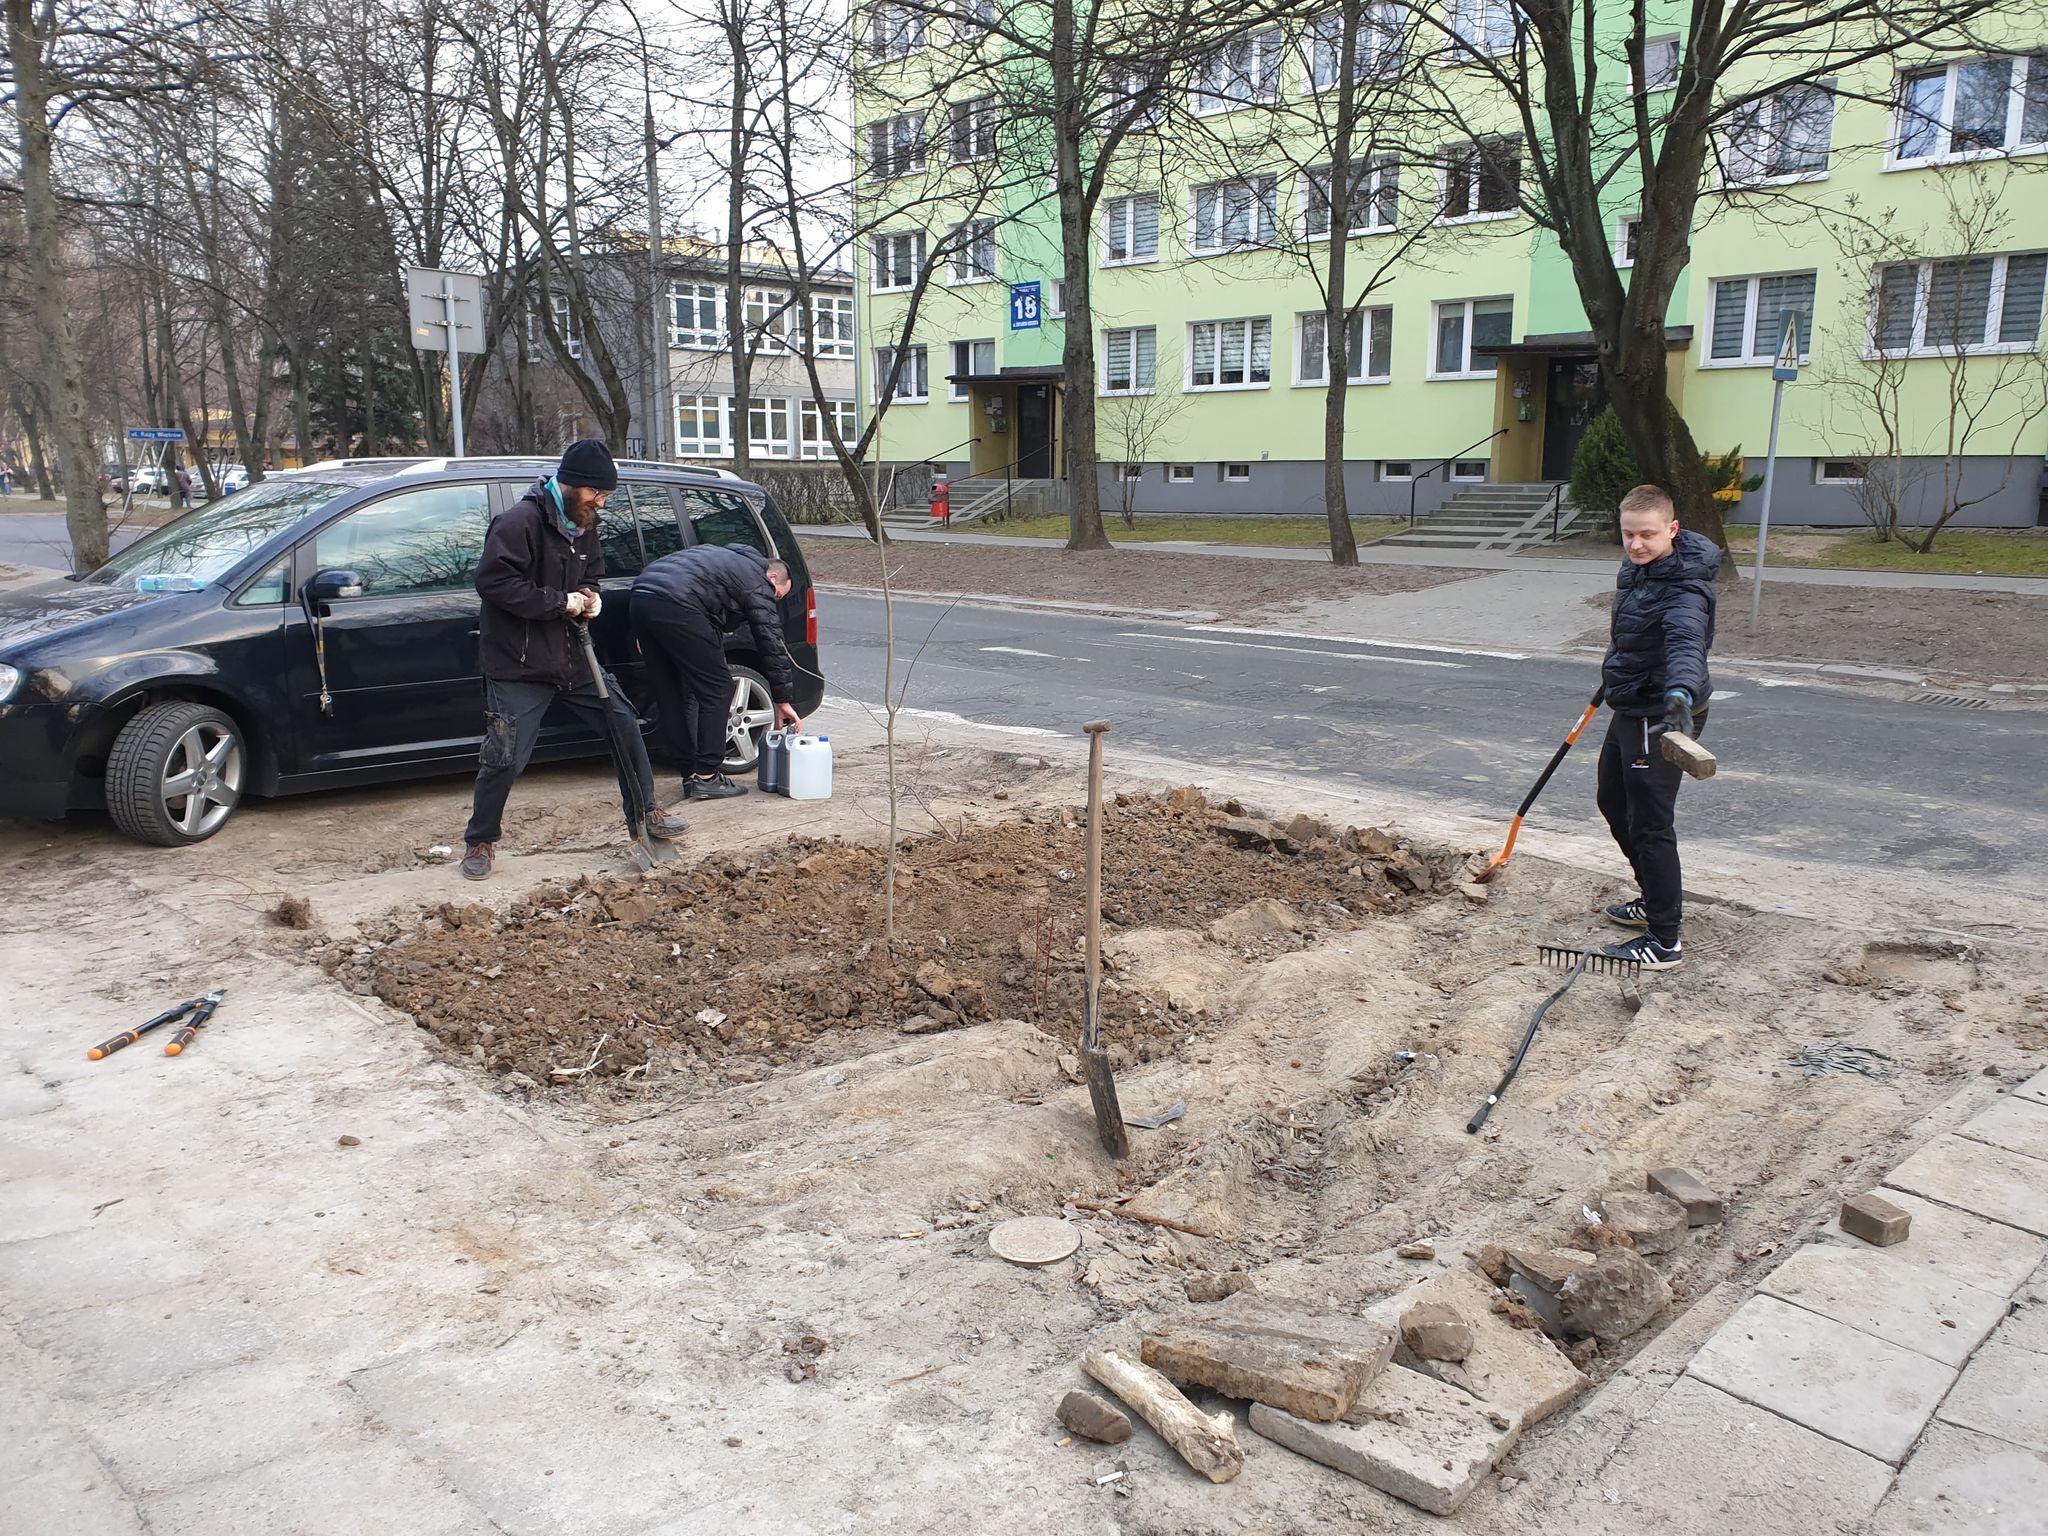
{"left": 468, "top": 629, "right": 480, "bottom": 638}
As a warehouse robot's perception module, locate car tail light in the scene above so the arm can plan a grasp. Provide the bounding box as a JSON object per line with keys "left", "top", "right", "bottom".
{"left": 805, "top": 586, "right": 817, "bottom": 646}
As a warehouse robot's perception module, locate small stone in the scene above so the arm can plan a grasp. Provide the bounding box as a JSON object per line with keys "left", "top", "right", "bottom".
{"left": 1568, "top": 1221, "right": 1635, "bottom": 1252}
{"left": 1594, "top": 1189, "right": 1689, "bottom": 1255}
{"left": 606, "top": 894, "right": 658, "bottom": 924}
{"left": 1057, "top": 1390, "right": 1132, "bottom": 1444}
{"left": 337, "top": 1134, "right": 361, "bottom": 1147}
{"left": 1646, "top": 1167, "right": 1725, "bottom": 1227}
{"left": 1184, "top": 1270, "right": 1254, "bottom": 1304}
{"left": 899, "top": 1015, "right": 948, "bottom": 1035}
{"left": 1557, "top": 1249, "right": 1672, "bottom": 1344}
{"left": 1401, "top": 1302, "right": 1474, "bottom": 1362}
{"left": 1396, "top": 1241, "right": 1436, "bottom": 1261}
{"left": 1839, "top": 1191, "right": 1911, "bottom": 1247}
{"left": 1469, "top": 1244, "right": 1511, "bottom": 1285}
{"left": 1459, "top": 882, "right": 1490, "bottom": 904}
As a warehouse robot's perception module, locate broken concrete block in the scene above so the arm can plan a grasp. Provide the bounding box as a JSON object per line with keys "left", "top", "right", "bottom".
{"left": 1506, "top": 1276, "right": 1568, "bottom": 1338}
{"left": 1141, "top": 1299, "right": 1395, "bottom": 1423}
{"left": 1251, "top": 1366, "right": 1523, "bottom": 1516}
{"left": 1840, "top": 1191, "right": 1911, "bottom": 1247}
{"left": 1569, "top": 1220, "right": 1636, "bottom": 1251}
{"left": 1557, "top": 1248, "right": 1672, "bottom": 1344}
{"left": 1647, "top": 1166, "right": 1724, "bottom": 1226}
{"left": 1595, "top": 1189, "right": 1690, "bottom": 1255}
{"left": 1183, "top": 1270, "right": 1253, "bottom": 1304}
{"left": 1504, "top": 1248, "right": 1595, "bottom": 1292}
{"left": 1365, "top": 1268, "right": 1588, "bottom": 1426}
{"left": 1400, "top": 1303, "right": 1473, "bottom": 1362}
{"left": 1056, "top": 1390, "right": 1131, "bottom": 1444}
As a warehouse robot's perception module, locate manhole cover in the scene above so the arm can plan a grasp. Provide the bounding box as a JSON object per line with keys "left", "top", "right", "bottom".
{"left": 989, "top": 1217, "right": 1080, "bottom": 1266}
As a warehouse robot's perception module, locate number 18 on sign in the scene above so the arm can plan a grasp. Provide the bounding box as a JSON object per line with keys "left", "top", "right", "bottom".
{"left": 1009, "top": 281, "right": 1041, "bottom": 331}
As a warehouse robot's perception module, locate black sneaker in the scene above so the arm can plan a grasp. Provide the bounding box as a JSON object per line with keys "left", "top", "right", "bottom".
{"left": 644, "top": 807, "right": 687, "bottom": 840}
{"left": 1603, "top": 934, "right": 1683, "bottom": 971}
{"left": 683, "top": 774, "right": 747, "bottom": 801}
{"left": 1604, "top": 898, "right": 1649, "bottom": 929}
{"left": 460, "top": 841, "right": 494, "bottom": 881}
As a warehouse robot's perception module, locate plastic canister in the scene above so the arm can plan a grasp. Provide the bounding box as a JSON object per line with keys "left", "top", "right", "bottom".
{"left": 756, "top": 728, "right": 791, "bottom": 795}
{"left": 787, "top": 734, "right": 832, "bottom": 801}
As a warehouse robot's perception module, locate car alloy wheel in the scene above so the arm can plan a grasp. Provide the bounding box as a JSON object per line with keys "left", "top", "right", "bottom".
{"left": 162, "top": 720, "right": 244, "bottom": 838}
{"left": 724, "top": 666, "right": 775, "bottom": 772}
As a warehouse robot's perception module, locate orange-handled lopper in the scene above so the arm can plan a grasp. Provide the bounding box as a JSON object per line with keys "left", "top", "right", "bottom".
{"left": 88, "top": 996, "right": 202, "bottom": 1060}
{"left": 164, "top": 989, "right": 226, "bottom": 1056}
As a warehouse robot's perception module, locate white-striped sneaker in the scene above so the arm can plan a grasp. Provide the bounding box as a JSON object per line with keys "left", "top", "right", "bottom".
{"left": 1603, "top": 934, "right": 1683, "bottom": 971}
{"left": 1604, "top": 898, "right": 1649, "bottom": 929}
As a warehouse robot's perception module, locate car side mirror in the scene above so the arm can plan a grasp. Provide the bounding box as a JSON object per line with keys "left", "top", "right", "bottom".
{"left": 307, "top": 569, "right": 364, "bottom": 603}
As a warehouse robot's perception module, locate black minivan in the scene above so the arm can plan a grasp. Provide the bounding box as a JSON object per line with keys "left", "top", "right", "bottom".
{"left": 0, "top": 457, "right": 825, "bottom": 845}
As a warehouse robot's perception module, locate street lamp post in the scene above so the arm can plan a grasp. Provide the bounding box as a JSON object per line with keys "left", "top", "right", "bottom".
{"left": 624, "top": 4, "right": 670, "bottom": 460}
{"left": 1749, "top": 309, "right": 1802, "bottom": 631}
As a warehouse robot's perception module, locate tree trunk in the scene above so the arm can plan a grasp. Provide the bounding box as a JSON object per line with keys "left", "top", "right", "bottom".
{"left": 725, "top": 25, "right": 754, "bottom": 478}
{"left": 6, "top": 0, "right": 108, "bottom": 569}
{"left": 1320, "top": 0, "right": 1362, "bottom": 567}
{"left": 17, "top": 394, "right": 54, "bottom": 499}
{"left": 1052, "top": 0, "right": 1110, "bottom": 552}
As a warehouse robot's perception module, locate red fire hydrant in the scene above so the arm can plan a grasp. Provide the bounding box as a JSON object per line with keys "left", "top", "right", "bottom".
{"left": 930, "top": 471, "right": 950, "bottom": 526}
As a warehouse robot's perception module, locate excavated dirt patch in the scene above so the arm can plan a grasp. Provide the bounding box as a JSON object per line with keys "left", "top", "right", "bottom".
{"left": 347, "top": 792, "right": 1468, "bottom": 1086}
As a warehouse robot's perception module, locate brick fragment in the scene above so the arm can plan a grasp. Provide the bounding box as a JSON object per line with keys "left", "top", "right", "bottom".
{"left": 1840, "top": 1191, "right": 1911, "bottom": 1247}
{"left": 1056, "top": 1390, "right": 1132, "bottom": 1444}
{"left": 1647, "top": 1167, "right": 1725, "bottom": 1226}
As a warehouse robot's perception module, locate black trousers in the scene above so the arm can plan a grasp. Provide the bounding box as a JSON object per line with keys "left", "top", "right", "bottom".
{"left": 464, "top": 675, "right": 655, "bottom": 846}
{"left": 1595, "top": 709, "right": 1707, "bottom": 945}
{"left": 631, "top": 594, "right": 732, "bottom": 778}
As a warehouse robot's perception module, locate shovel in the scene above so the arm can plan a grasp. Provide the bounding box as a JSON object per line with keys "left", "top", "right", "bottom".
{"left": 1080, "top": 720, "right": 1129, "bottom": 1159}
{"left": 571, "top": 618, "right": 678, "bottom": 871}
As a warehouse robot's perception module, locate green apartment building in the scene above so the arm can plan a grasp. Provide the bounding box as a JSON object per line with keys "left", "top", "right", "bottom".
{"left": 852, "top": 2, "right": 2048, "bottom": 528}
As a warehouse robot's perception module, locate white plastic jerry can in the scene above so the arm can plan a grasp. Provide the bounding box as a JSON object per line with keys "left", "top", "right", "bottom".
{"left": 787, "top": 734, "right": 833, "bottom": 800}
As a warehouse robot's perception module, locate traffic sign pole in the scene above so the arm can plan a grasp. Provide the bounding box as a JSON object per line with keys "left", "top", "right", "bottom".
{"left": 1749, "top": 309, "right": 1801, "bottom": 632}
{"left": 443, "top": 281, "right": 466, "bottom": 458}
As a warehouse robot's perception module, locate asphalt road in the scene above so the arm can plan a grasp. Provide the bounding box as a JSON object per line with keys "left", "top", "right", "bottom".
{"left": 0, "top": 511, "right": 148, "bottom": 571}
{"left": 817, "top": 590, "right": 2048, "bottom": 891}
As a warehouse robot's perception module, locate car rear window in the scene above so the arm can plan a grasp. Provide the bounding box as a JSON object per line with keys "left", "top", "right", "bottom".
{"left": 679, "top": 487, "right": 772, "bottom": 556}
{"left": 84, "top": 478, "right": 354, "bottom": 591}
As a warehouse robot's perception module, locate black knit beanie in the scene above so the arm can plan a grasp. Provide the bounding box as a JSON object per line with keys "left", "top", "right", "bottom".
{"left": 557, "top": 439, "right": 618, "bottom": 491}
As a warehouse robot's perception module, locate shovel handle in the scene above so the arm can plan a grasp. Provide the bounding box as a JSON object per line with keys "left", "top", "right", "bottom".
{"left": 1082, "top": 722, "right": 1110, "bottom": 1052}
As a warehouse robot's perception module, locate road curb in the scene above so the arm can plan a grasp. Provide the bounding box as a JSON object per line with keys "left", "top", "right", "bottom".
{"left": 816, "top": 582, "right": 1219, "bottom": 623}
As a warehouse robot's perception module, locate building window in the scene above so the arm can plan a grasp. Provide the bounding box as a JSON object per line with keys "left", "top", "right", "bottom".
{"left": 1451, "top": 459, "right": 1489, "bottom": 481}
{"left": 1723, "top": 84, "right": 1834, "bottom": 183}
{"left": 874, "top": 344, "right": 929, "bottom": 402}
{"left": 1448, "top": 0, "right": 1514, "bottom": 56}
{"left": 674, "top": 395, "right": 732, "bottom": 458}
{"left": 743, "top": 287, "right": 794, "bottom": 353}
{"left": 948, "top": 337, "right": 995, "bottom": 401}
{"left": 1119, "top": 463, "right": 1144, "bottom": 482}
{"left": 1430, "top": 297, "right": 1512, "bottom": 378}
{"left": 1103, "top": 326, "right": 1157, "bottom": 394}
{"left": 948, "top": 96, "right": 999, "bottom": 163}
{"left": 1102, "top": 192, "right": 1160, "bottom": 264}
{"left": 747, "top": 397, "right": 794, "bottom": 459}
{"left": 1871, "top": 252, "right": 2048, "bottom": 356}
{"left": 805, "top": 294, "right": 855, "bottom": 358}
{"left": 1102, "top": 60, "right": 1165, "bottom": 129}
{"left": 670, "top": 282, "right": 723, "bottom": 348}
{"left": 1296, "top": 307, "right": 1393, "bottom": 385}
{"left": 866, "top": 111, "right": 926, "bottom": 179}
{"left": 1615, "top": 216, "right": 1642, "bottom": 268}
{"left": 1642, "top": 34, "right": 1680, "bottom": 91}
{"left": 1895, "top": 54, "right": 2048, "bottom": 164}
{"left": 551, "top": 293, "right": 582, "bottom": 359}
{"left": 1188, "top": 317, "right": 1272, "bottom": 390}
{"left": 1222, "top": 463, "right": 1252, "bottom": 482}
{"left": 1307, "top": 5, "right": 1406, "bottom": 90}
{"left": 949, "top": 0, "right": 996, "bottom": 44}
{"left": 799, "top": 399, "right": 859, "bottom": 460}
{"left": 946, "top": 218, "right": 998, "bottom": 284}
{"left": 1816, "top": 459, "right": 1868, "bottom": 485}
{"left": 1191, "top": 176, "right": 1278, "bottom": 252}
{"left": 866, "top": 1, "right": 924, "bottom": 61}
{"left": 1438, "top": 137, "right": 1520, "bottom": 221}
{"left": 870, "top": 231, "right": 926, "bottom": 294}
{"left": 1046, "top": 279, "right": 1067, "bottom": 319}
{"left": 1707, "top": 271, "right": 1815, "bottom": 364}
{"left": 1303, "top": 157, "right": 1399, "bottom": 237}
{"left": 1379, "top": 460, "right": 1414, "bottom": 481}
{"left": 1192, "top": 28, "right": 1281, "bottom": 115}
{"left": 1168, "top": 463, "right": 1195, "bottom": 483}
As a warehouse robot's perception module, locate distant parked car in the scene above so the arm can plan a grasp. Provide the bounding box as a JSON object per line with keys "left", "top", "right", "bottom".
{"left": 216, "top": 464, "right": 249, "bottom": 496}
{"left": 125, "top": 466, "right": 171, "bottom": 496}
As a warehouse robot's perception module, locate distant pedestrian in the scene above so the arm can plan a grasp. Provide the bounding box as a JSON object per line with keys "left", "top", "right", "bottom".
{"left": 459, "top": 439, "right": 685, "bottom": 880}
{"left": 174, "top": 466, "right": 192, "bottom": 509}
{"left": 630, "top": 543, "right": 801, "bottom": 801}
{"left": 0, "top": 465, "right": 12, "bottom": 496}
{"left": 1594, "top": 484, "right": 1717, "bottom": 971}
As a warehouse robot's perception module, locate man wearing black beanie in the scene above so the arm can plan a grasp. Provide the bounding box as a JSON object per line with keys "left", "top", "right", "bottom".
{"left": 460, "top": 440, "right": 685, "bottom": 879}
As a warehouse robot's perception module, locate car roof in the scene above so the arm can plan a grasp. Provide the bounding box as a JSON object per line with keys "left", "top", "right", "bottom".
{"left": 288, "top": 456, "right": 766, "bottom": 497}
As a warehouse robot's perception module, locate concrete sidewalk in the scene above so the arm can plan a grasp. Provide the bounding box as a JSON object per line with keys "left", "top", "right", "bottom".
{"left": 802, "top": 523, "right": 2048, "bottom": 596}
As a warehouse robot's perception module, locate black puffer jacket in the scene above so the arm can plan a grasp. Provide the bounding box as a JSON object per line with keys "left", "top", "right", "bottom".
{"left": 475, "top": 484, "right": 604, "bottom": 688}
{"left": 632, "top": 544, "right": 794, "bottom": 704}
{"left": 1601, "top": 529, "right": 1718, "bottom": 716}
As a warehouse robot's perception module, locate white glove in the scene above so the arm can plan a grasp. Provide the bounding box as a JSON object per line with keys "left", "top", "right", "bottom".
{"left": 563, "top": 591, "right": 592, "bottom": 619}
{"left": 583, "top": 591, "right": 603, "bottom": 620}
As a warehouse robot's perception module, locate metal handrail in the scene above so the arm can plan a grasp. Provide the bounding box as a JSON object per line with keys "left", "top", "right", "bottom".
{"left": 1407, "top": 427, "right": 1511, "bottom": 529}
{"left": 1548, "top": 481, "right": 1567, "bottom": 542}
{"left": 950, "top": 452, "right": 1041, "bottom": 522}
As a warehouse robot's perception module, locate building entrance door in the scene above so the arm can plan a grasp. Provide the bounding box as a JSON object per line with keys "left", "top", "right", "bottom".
{"left": 1541, "top": 359, "right": 1606, "bottom": 481}
{"left": 1016, "top": 384, "right": 1052, "bottom": 478}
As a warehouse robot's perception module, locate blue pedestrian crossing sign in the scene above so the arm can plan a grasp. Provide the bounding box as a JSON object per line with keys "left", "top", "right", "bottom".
{"left": 1009, "top": 281, "right": 1042, "bottom": 331}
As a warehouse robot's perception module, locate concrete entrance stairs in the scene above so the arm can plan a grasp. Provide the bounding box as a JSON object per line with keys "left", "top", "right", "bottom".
{"left": 1378, "top": 482, "right": 1580, "bottom": 551}
{"left": 880, "top": 476, "right": 1061, "bottom": 530}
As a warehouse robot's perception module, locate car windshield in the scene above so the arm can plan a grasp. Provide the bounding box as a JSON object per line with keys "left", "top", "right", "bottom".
{"left": 83, "top": 478, "right": 352, "bottom": 591}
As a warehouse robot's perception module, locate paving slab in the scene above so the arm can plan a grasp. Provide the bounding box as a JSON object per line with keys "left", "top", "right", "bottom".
{"left": 83, "top": 1360, "right": 364, "bottom": 1497}
{"left": 0, "top": 1432, "right": 147, "bottom": 1536}
{"left": 1884, "top": 1134, "right": 2048, "bottom": 1238}
{"left": 1936, "top": 1339, "right": 2048, "bottom": 1455}
{"left": 1363, "top": 1265, "right": 1587, "bottom": 1426}
{"left": 2012, "top": 1068, "right": 2048, "bottom": 1107}
{"left": 10, "top": 1282, "right": 278, "bottom": 1401}
{"left": 1956, "top": 1095, "right": 2048, "bottom": 1163}
{"left": 139, "top": 1440, "right": 494, "bottom": 1536}
{"left": 1685, "top": 1294, "right": 1955, "bottom": 1463}
{"left": 1758, "top": 1241, "right": 2012, "bottom": 1366}
{"left": 1549, "top": 1375, "right": 1893, "bottom": 1536}
{"left": 1992, "top": 1258, "right": 2048, "bottom": 1355}
{"left": 1818, "top": 1187, "right": 2046, "bottom": 1297}
{"left": 1871, "top": 1421, "right": 2048, "bottom": 1535}
{"left": 0, "top": 1213, "right": 206, "bottom": 1313}
{"left": 1250, "top": 1365, "right": 1520, "bottom": 1516}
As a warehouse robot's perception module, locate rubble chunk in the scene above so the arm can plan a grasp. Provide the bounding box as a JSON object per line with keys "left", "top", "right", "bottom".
{"left": 1647, "top": 1167, "right": 1725, "bottom": 1226}
{"left": 1183, "top": 1270, "right": 1253, "bottom": 1304}
{"left": 1840, "top": 1191, "right": 1912, "bottom": 1247}
{"left": 1400, "top": 1302, "right": 1473, "bottom": 1362}
{"left": 1056, "top": 1390, "right": 1131, "bottom": 1444}
{"left": 1141, "top": 1298, "right": 1395, "bottom": 1423}
{"left": 1595, "top": 1189, "right": 1690, "bottom": 1255}
{"left": 1557, "top": 1248, "right": 1672, "bottom": 1343}
{"left": 1365, "top": 1269, "right": 1588, "bottom": 1426}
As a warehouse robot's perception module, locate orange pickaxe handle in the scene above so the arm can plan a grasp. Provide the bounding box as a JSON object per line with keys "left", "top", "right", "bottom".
{"left": 1480, "top": 688, "right": 1604, "bottom": 878}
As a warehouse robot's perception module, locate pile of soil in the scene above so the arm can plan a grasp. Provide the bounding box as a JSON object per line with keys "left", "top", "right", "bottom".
{"left": 348, "top": 791, "right": 1469, "bottom": 1086}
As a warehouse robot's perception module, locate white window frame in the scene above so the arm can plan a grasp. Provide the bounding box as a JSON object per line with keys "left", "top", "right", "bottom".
{"left": 1192, "top": 28, "right": 1282, "bottom": 116}
{"left": 669, "top": 281, "right": 724, "bottom": 349}
{"left": 1301, "top": 156, "right": 1400, "bottom": 239}
{"left": 1815, "top": 458, "right": 1868, "bottom": 485}
{"left": 1428, "top": 296, "right": 1513, "bottom": 380}
{"left": 1435, "top": 137, "right": 1521, "bottom": 223}
{"left": 945, "top": 218, "right": 999, "bottom": 285}
{"left": 1221, "top": 463, "right": 1252, "bottom": 483}
{"left": 866, "top": 1, "right": 924, "bottom": 61}
{"left": 874, "top": 344, "right": 930, "bottom": 403}
{"left": 1615, "top": 215, "right": 1642, "bottom": 268}
{"left": 1447, "top": 0, "right": 1514, "bottom": 58}
{"left": 551, "top": 293, "right": 583, "bottom": 359}
{"left": 949, "top": 0, "right": 996, "bottom": 45}
{"left": 948, "top": 96, "right": 999, "bottom": 164}
{"left": 799, "top": 398, "right": 859, "bottom": 460}
{"left": 1046, "top": 278, "right": 1067, "bottom": 319}
{"left": 1722, "top": 83, "right": 1835, "bottom": 185}
{"left": 1101, "top": 325, "right": 1157, "bottom": 395}
{"left": 1704, "top": 271, "right": 1817, "bottom": 367}
{"left": 1641, "top": 34, "right": 1680, "bottom": 92}
{"left": 747, "top": 396, "right": 794, "bottom": 459}
{"left": 1866, "top": 251, "right": 2048, "bottom": 358}
{"left": 1186, "top": 317, "right": 1273, "bottom": 392}
{"left": 1450, "top": 459, "right": 1489, "bottom": 481}
{"left": 866, "top": 111, "right": 927, "bottom": 180}
{"left": 1118, "top": 463, "right": 1145, "bottom": 482}
{"left": 1102, "top": 60, "right": 1166, "bottom": 130}
{"left": 1101, "top": 192, "right": 1161, "bottom": 266}
{"left": 1293, "top": 307, "right": 1393, "bottom": 387}
{"left": 1190, "top": 176, "right": 1278, "bottom": 254}
{"left": 1167, "top": 463, "right": 1195, "bottom": 483}
{"left": 1306, "top": 4, "right": 1406, "bottom": 93}
{"left": 743, "top": 287, "right": 794, "bottom": 354}
{"left": 948, "top": 337, "right": 996, "bottom": 401}
{"left": 806, "top": 294, "right": 855, "bottom": 358}
{"left": 1891, "top": 53, "right": 2048, "bottom": 167}
{"left": 673, "top": 394, "right": 732, "bottom": 459}
{"left": 1378, "top": 460, "right": 1415, "bottom": 481}
{"left": 870, "top": 231, "right": 926, "bottom": 295}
